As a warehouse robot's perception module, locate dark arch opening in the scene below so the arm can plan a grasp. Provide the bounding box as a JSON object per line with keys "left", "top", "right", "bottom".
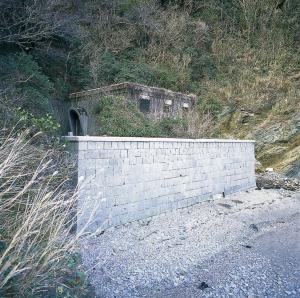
{"left": 69, "top": 107, "right": 88, "bottom": 136}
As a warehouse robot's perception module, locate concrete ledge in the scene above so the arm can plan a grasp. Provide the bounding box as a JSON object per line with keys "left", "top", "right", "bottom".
{"left": 65, "top": 136, "right": 255, "bottom": 143}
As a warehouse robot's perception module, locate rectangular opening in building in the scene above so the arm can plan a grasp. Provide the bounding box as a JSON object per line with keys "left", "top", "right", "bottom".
{"left": 182, "top": 103, "right": 189, "bottom": 117}
{"left": 163, "top": 105, "right": 170, "bottom": 113}
{"left": 139, "top": 98, "right": 150, "bottom": 113}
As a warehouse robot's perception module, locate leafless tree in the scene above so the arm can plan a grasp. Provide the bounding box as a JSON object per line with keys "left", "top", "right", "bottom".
{"left": 0, "top": 0, "right": 65, "bottom": 48}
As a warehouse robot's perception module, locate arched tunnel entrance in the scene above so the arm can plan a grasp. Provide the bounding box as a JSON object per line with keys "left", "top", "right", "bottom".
{"left": 68, "top": 107, "right": 88, "bottom": 136}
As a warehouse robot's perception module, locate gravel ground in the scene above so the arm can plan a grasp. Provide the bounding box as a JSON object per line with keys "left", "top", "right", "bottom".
{"left": 80, "top": 189, "right": 300, "bottom": 298}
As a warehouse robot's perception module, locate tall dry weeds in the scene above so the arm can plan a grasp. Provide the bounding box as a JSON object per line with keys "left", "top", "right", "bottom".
{"left": 185, "top": 109, "right": 214, "bottom": 138}
{"left": 0, "top": 129, "right": 86, "bottom": 296}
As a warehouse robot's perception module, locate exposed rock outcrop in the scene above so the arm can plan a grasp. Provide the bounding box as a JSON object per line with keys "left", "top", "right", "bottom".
{"left": 218, "top": 107, "right": 300, "bottom": 179}
{"left": 256, "top": 172, "right": 300, "bottom": 191}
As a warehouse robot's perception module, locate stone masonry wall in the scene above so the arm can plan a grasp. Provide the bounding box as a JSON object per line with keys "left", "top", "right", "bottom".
{"left": 68, "top": 136, "right": 256, "bottom": 232}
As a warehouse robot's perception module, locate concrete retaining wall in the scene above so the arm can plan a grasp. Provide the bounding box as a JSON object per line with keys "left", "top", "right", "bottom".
{"left": 67, "top": 136, "right": 256, "bottom": 232}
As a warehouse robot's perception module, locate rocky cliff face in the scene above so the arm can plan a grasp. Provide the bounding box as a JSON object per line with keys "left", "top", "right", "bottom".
{"left": 218, "top": 104, "right": 300, "bottom": 179}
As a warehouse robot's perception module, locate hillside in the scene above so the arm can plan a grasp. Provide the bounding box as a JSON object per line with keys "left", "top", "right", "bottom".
{"left": 1, "top": 1, "right": 300, "bottom": 296}
{"left": 0, "top": 0, "right": 299, "bottom": 177}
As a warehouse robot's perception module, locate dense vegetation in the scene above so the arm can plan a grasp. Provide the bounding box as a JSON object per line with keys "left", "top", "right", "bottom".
{"left": 95, "top": 96, "right": 182, "bottom": 137}
{"left": 95, "top": 95, "right": 213, "bottom": 138}
{"left": 1, "top": 0, "right": 300, "bottom": 296}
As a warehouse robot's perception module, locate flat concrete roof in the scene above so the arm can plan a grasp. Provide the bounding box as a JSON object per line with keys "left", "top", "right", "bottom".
{"left": 65, "top": 136, "right": 255, "bottom": 143}
{"left": 69, "top": 82, "right": 197, "bottom": 101}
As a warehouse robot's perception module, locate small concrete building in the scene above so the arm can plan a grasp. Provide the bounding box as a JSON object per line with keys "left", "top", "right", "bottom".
{"left": 51, "top": 82, "right": 197, "bottom": 136}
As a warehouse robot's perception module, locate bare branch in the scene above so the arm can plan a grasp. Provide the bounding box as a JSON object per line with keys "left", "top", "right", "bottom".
{"left": 0, "top": 0, "right": 65, "bottom": 47}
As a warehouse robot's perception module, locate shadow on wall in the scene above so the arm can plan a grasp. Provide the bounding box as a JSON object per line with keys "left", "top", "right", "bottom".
{"left": 68, "top": 107, "right": 88, "bottom": 136}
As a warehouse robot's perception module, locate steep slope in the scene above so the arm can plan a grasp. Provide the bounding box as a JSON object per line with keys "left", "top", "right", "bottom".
{"left": 219, "top": 107, "right": 300, "bottom": 178}
{"left": 1, "top": 0, "right": 299, "bottom": 177}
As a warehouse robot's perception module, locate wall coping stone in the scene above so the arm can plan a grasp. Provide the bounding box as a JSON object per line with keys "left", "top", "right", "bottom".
{"left": 65, "top": 136, "right": 255, "bottom": 143}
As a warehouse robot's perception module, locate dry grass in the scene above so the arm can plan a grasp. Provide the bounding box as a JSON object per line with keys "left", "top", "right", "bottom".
{"left": 184, "top": 109, "right": 215, "bottom": 138}
{"left": 202, "top": 25, "right": 298, "bottom": 112}
{"left": 0, "top": 129, "right": 89, "bottom": 296}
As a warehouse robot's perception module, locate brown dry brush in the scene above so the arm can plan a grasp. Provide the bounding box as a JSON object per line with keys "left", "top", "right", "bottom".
{"left": 185, "top": 109, "right": 214, "bottom": 138}
{"left": 0, "top": 129, "right": 84, "bottom": 296}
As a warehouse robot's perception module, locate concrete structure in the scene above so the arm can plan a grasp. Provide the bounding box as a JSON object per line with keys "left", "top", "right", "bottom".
{"left": 67, "top": 136, "right": 256, "bottom": 232}
{"left": 51, "top": 83, "right": 197, "bottom": 136}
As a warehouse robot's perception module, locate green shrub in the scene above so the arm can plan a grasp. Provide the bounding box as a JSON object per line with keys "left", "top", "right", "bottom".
{"left": 117, "top": 0, "right": 145, "bottom": 15}
{"left": 93, "top": 52, "right": 122, "bottom": 86}
{"left": 0, "top": 52, "right": 53, "bottom": 115}
{"left": 197, "top": 98, "right": 223, "bottom": 119}
{"left": 92, "top": 50, "right": 193, "bottom": 91}
{"left": 32, "top": 36, "right": 91, "bottom": 96}
{"left": 16, "top": 108, "right": 61, "bottom": 134}
{"left": 158, "top": 117, "right": 187, "bottom": 137}
{"left": 114, "top": 61, "right": 155, "bottom": 86}
{"left": 95, "top": 95, "right": 190, "bottom": 137}
{"left": 95, "top": 96, "right": 161, "bottom": 137}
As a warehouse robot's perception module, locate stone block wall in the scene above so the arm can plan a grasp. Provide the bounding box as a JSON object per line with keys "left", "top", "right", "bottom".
{"left": 67, "top": 136, "right": 256, "bottom": 232}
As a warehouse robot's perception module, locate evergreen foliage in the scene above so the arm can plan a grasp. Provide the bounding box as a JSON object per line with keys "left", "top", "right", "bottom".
{"left": 0, "top": 52, "right": 53, "bottom": 115}
{"left": 96, "top": 96, "right": 186, "bottom": 137}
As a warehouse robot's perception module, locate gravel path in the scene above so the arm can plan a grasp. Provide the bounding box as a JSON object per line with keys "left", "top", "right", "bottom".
{"left": 80, "top": 189, "right": 300, "bottom": 297}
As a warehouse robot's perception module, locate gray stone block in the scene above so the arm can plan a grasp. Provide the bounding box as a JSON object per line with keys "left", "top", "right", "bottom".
{"left": 69, "top": 137, "right": 255, "bottom": 232}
